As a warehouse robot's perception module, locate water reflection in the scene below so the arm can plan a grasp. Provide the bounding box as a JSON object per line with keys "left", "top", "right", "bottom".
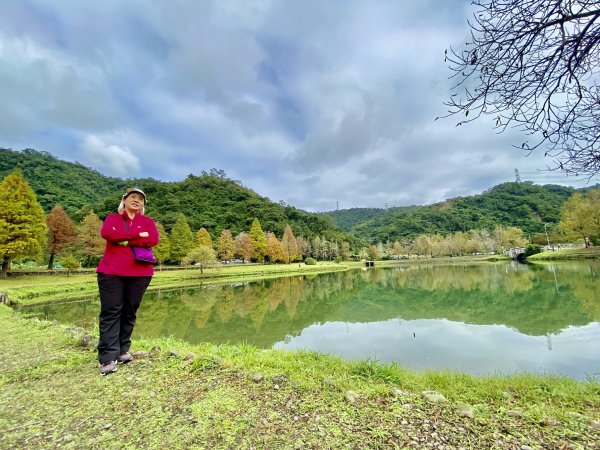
{"left": 275, "top": 320, "right": 600, "bottom": 380}
{"left": 20, "top": 261, "right": 600, "bottom": 379}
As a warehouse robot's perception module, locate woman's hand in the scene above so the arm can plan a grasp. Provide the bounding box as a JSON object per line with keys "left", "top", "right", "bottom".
{"left": 139, "top": 232, "right": 149, "bottom": 238}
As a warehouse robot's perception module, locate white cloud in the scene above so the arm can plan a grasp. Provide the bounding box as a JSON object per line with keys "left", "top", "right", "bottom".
{"left": 80, "top": 134, "right": 140, "bottom": 177}
{"left": 0, "top": 0, "right": 597, "bottom": 212}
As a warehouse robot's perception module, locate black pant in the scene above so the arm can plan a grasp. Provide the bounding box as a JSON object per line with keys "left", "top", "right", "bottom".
{"left": 97, "top": 273, "right": 152, "bottom": 364}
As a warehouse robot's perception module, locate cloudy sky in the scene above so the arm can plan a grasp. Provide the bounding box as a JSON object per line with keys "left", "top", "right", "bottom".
{"left": 1, "top": 0, "right": 597, "bottom": 212}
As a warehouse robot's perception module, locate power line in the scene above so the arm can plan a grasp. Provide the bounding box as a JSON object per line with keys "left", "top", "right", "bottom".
{"left": 517, "top": 171, "right": 598, "bottom": 184}
{"left": 523, "top": 177, "right": 595, "bottom": 184}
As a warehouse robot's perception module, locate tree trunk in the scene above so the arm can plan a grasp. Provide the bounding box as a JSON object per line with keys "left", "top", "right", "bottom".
{"left": 1, "top": 259, "right": 10, "bottom": 277}
{"left": 47, "top": 252, "right": 56, "bottom": 270}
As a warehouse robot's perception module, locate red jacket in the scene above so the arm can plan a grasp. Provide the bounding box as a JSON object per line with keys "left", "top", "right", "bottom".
{"left": 96, "top": 212, "right": 159, "bottom": 277}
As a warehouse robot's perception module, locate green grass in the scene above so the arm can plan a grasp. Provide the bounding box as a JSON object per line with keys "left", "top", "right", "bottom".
{"left": 2, "top": 250, "right": 594, "bottom": 306}
{"left": 0, "top": 261, "right": 355, "bottom": 306}
{"left": 0, "top": 304, "right": 598, "bottom": 449}
{"left": 2, "top": 257, "right": 507, "bottom": 307}
{"left": 527, "top": 246, "right": 600, "bottom": 261}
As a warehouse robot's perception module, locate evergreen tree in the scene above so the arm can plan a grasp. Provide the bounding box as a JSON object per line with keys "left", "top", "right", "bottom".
{"left": 46, "top": 205, "right": 78, "bottom": 269}
{"left": 195, "top": 227, "right": 213, "bottom": 248}
{"left": 281, "top": 225, "right": 300, "bottom": 263}
{"left": 248, "top": 218, "right": 267, "bottom": 262}
{"left": 77, "top": 211, "right": 105, "bottom": 267}
{"left": 217, "top": 229, "right": 234, "bottom": 261}
{"left": 0, "top": 170, "right": 47, "bottom": 272}
{"left": 170, "top": 214, "right": 194, "bottom": 264}
{"left": 154, "top": 222, "right": 170, "bottom": 267}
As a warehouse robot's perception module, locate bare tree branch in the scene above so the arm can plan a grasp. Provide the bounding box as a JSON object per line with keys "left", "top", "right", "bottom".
{"left": 442, "top": 0, "right": 600, "bottom": 176}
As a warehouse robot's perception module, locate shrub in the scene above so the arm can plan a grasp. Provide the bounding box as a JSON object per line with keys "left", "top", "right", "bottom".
{"left": 304, "top": 257, "right": 317, "bottom": 265}
{"left": 60, "top": 256, "right": 81, "bottom": 275}
{"left": 524, "top": 244, "right": 542, "bottom": 257}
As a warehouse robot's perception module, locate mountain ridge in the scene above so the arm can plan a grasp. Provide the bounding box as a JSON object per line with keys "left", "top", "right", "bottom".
{"left": 323, "top": 181, "right": 598, "bottom": 243}
{"left": 2, "top": 147, "right": 596, "bottom": 245}
{"left": 0, "top": 148, "right": 347, "bottom": 242}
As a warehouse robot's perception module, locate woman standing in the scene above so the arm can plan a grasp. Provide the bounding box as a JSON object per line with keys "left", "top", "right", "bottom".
{"left": 96, "top": 188, "right": 159, "bottom": 376}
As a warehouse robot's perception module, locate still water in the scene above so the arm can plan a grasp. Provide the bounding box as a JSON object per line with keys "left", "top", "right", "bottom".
{"left": 21, "top": 261, "right": 600, "bottom": 380}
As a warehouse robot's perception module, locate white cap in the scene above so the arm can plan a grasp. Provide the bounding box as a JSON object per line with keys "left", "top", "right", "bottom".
{"left": 118, "top": 188, "right": 147, "bottom": 214}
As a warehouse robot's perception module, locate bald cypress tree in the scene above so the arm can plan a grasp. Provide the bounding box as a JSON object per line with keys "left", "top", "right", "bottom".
{"left": 217, "top": 229, "right": 234, "bottom": 261}
{"left": 77, "top": 211, "right": 104, "bottom": 267}
{"left": 248, "top": 218, "right": 267, "bottom": 263}
{"left": 154, "top": 222, "right": 170, "bottom": 267}
{"left": 170, "top": 214, "right": 194, "bottom": 264}
{"left": 0, "top": 170, "right": 47, "bottom": 273}
{"left": 195, "top": 227, "right": 213, "bottom": 248}
{"left": 234, "top": 232, "right": 253, "bottom": 262}
{"left": 281, "top": 224, "right": 300, "bottom": 263}
{"left": 46, "top": 205, "right": 78, "bottom": 269}
{"left": 266, "top": 232, "right": 286, "bottom": 263}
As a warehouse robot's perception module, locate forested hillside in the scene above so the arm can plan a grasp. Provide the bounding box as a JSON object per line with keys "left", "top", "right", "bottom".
{"left": 322, "top": 207, "right": 393, "bottom": 232}
{"left": 3, "top": 148, "right": 595, "bottom": 247}
{"left": 0, "top": 148, "right": 129, "bottom": 220}
{"left": 0, "top": 148, "right": 348, "bottom": 243}
{"left": 325, "top": 182, "right": 595, "bottom": 243}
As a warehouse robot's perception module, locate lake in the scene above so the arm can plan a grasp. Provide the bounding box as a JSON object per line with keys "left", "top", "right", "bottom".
{"left": 21, "top": 261, "right": 600, "bottom": 380}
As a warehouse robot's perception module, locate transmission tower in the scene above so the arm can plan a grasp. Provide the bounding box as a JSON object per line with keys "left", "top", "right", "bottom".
{"left": 514, "top": 168, "right": 521, "bottom": 183}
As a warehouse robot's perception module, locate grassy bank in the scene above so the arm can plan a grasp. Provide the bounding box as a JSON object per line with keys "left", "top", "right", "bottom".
{"left": 1, "top": 251, "right": 592, "bottom": 306}
{"left": 0, "top": 256, "right": 506, "bottom": 307}
{"left": 0, "top": 261, "right": 356, "bottom": 307}
{"left": 0, "top": 304, "right": 598, "bottom": 449}
{"left": 527, "top": 246, "right": 600, "bottom": 261}
{"left": 1, "top": 250, "right": 596, "bottom": 307}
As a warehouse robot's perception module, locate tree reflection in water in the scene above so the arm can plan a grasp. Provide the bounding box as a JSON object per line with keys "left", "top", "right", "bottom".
{"left": 22, "top": 261, "right": 600, "bottom": 346}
